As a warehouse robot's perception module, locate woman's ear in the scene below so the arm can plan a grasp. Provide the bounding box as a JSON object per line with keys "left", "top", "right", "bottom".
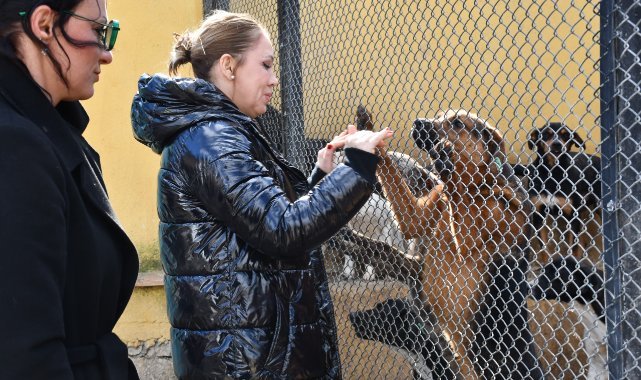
{"left": 29, "top": 5, "right": 57, "bottom": 42}
{"left": 218, "top": 54, "right": 236, "bottom": 81}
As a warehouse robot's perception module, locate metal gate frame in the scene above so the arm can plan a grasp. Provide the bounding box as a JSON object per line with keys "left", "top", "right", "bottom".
{"left": 601, "top": 0, "right": 641, "bottom": 378}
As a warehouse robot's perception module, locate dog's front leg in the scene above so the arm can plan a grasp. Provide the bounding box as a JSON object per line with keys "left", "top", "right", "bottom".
{"left": 377, "top": 151, "right": 445, "bottom": 239}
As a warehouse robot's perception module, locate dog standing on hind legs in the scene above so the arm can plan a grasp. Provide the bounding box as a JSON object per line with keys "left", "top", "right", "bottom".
{"left": 376, "top": 109, "right": 543, "bottom": 379}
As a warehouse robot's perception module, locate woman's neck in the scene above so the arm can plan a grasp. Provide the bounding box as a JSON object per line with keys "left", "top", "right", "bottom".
{"left": 16, "top": 39, "right": 64, "bottom": 106}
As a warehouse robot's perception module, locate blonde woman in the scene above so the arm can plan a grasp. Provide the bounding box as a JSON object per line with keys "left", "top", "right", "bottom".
{"left": 132, "top": 10, "right": 392, "bottom": 379}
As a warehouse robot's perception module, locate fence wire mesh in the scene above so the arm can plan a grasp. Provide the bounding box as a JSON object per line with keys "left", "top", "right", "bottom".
{"left": 207, "top": 0, "right": 641, "bottom": 378}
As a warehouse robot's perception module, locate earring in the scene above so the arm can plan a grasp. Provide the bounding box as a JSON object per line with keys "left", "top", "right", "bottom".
{"left": 230, "top": 75, "right": 235, "bottom": 80}
{"left": 39, "top": 39, "right": 48, "bottom": 56}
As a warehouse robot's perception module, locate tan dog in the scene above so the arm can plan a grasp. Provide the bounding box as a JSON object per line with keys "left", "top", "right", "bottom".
{"left": 376, "top": 109, "right": 531, "bottom": 379}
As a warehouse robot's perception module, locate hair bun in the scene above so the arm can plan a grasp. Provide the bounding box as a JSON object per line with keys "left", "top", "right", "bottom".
{"left": 169, "top": 32, "right": 193, "bottom": 75}
{"left": 172, "top": 32, "right": 192, "bottom": 61}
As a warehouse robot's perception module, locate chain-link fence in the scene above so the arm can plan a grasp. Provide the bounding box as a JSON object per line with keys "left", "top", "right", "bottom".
{"left": 207, "top": 0, "right": 640, "bottom": 378}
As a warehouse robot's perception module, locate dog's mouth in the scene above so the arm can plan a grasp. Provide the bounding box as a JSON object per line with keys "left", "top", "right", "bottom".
{"left": 548, "top": 142, "right": 567, "bottom": 155}
{"left": 430, "top": 140, "right": 454, "bottom": 179}
{"left": 412, "top": 118, "right": 454, "bottom": 179}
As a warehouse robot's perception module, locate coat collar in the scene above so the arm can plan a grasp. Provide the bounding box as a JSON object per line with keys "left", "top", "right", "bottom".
{"left": 0, "top": 54, "right": 89, "bottom": 173}
{"left": 0, "top": 54, "right": 128, "bottom": 233}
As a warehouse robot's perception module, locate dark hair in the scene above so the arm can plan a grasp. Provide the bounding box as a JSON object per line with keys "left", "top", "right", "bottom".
{"left": 169, "top": 10, "right": 267, "bottom": 80}
{"left": 0, "top": 0, "right": 104, "bottom": 87}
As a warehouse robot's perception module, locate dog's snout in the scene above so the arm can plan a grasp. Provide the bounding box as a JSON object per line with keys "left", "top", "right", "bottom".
{"left": 550, "top": 141, "right": 564, "bottom": 153}
{"left": 412, "top": 118, "right": 438, "bottom": 150}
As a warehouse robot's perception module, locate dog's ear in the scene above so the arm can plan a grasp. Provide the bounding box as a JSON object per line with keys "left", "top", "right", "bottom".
{"left": 569, "top": 127, "right": 586, "bottom": 150}
{"left": 356, "top": 104, "right": 374, "bottom": 131}
{"left": 527, "top": 128, "right": 539, "bottom": 150}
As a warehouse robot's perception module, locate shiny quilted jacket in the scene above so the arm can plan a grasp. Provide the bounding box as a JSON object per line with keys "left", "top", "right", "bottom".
{"left": 131, "top": 74, "right": 374, "bottom": 379}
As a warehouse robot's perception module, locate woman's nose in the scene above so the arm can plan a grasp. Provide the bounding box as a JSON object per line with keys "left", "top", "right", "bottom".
{"left": 100, "top": 49, "right": 113, "bottom": 65}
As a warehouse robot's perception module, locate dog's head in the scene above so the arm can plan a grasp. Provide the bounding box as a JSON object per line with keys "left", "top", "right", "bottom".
{"left": 527, "top": 122, "right": 585, "bottom": 158}
{"left": 411, "top": 109, "right": 505, "bottom": 181}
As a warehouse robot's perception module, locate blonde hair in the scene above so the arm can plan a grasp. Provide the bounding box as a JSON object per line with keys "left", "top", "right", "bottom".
{"left": 169, "top": 10, "right": 268, "bottom": 79}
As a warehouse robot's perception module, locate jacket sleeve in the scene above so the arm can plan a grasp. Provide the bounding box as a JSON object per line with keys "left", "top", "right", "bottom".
{"left": 0, "top": 121, "right": 73, "bottom": 379}
{"left": 307, "top": 165, "right": 327, "bottom": 187}
{"left": 187, "top": 122, "right": 376, "bottom": 258}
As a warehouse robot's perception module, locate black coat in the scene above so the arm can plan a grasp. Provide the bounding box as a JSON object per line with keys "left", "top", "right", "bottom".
{"left": 0, "top": 55, "right": 139, "bottom": 379}
{"left": 132, "top": 74, "right": 377, "bottom": 379}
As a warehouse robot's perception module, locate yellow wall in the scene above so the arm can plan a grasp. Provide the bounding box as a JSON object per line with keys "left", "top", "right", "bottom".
{"left": 300, "top": 0, "right": 601, "bottom": 162}
{"left": 81, "top": 0, "right": 202, "bottom": 267}
{"left": 115, "top": 284, "right": 170, "bottom": 344}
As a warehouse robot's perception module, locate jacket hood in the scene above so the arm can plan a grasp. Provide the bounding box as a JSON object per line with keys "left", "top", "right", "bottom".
{"left": 131, "top": 74, "right": 251, "bottom": 154}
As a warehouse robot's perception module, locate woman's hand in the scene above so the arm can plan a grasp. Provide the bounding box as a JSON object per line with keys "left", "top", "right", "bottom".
{"left": 344, "top": 124, "right": 394, "bottom": 153}
{"left": 316, "top": 125, "right": 393, "bottom": 173}
{"left": 316, "top": 131, "right": 348, "bottom": 173}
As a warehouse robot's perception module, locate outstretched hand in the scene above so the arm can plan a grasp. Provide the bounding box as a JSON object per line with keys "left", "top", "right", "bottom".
{"left": 344, "top": 125, "right": 394, "bottom": 153}
{"left": 316, "top": 125, "right": 394, "bottom": 173}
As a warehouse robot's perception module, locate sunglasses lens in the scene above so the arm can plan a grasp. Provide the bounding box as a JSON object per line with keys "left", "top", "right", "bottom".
{"left": 105, "top": 20, "right": 119, "bottom": 51}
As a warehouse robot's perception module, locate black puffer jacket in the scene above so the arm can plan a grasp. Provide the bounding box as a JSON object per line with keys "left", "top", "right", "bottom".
{"left": 131, "top": 74, "right": 377, "bottom": 379}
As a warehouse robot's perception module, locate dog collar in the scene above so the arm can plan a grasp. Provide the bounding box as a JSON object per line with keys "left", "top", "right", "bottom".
{"left": 493, "top": 157, "right": 502, "bottom": 170}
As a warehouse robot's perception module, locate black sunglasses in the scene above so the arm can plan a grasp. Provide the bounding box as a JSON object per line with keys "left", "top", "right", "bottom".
{"left": 62, "top": 11, "right": 120, "bottom": 51}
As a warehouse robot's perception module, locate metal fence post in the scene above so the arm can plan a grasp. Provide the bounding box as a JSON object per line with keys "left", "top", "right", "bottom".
{"left": 277, "top": 0, "right": 304, "bottom": 166}
{"left": 601, "top": 0, "right": 641, "bottom": 378}
{"left": 203, "top": 0, "right": 230, "bottom": 15}
{"left": 600, "top": 0, "right": 624, "bottom": 377}
{"left": 616, "top": 1, "right": 641, "bottom": 377}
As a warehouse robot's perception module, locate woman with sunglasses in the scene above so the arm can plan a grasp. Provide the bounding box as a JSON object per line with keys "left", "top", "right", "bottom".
{"left": 0, "top": 1, "right": 138, "bottom": 379}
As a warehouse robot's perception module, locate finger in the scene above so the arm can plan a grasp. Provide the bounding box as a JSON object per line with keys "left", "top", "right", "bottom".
{"left": 379, "top": 127, "right": 394, "bottom": 138}
{"left": 347, "top": 124, "right": 357, "bottom": 134}
{"left": 329, "top": 135, "right": 347, "bottom": 148}
{"left": 331, "top": 132, "right": 348, "bottom": 141}
{"left": 327, "top": 140, "right": 346, "bottom": 150}
{"left": 333, "top": 131, "right": 348, "bottom": 139}
{"left": 373, "top": 127, "right": 394, "bottom": 146}
{"left": 325, "top": 142, "right": 338, "bottom": 152}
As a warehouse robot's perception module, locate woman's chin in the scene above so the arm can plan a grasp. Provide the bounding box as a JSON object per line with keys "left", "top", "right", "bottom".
{"left": 69, "top": 88, "right": 95, "bottom": 102}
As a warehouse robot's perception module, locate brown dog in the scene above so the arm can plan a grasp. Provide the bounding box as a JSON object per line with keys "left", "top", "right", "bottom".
{"left": 376, "top": 109, "right": 533, "bottom": 379}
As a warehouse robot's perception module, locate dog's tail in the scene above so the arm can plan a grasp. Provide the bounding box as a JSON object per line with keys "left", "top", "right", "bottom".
{"left": 531, "top": 257, "right": 605, "bottom": 324}
{"left": 356, "top": 104, "right": 374, "bottom": 131}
